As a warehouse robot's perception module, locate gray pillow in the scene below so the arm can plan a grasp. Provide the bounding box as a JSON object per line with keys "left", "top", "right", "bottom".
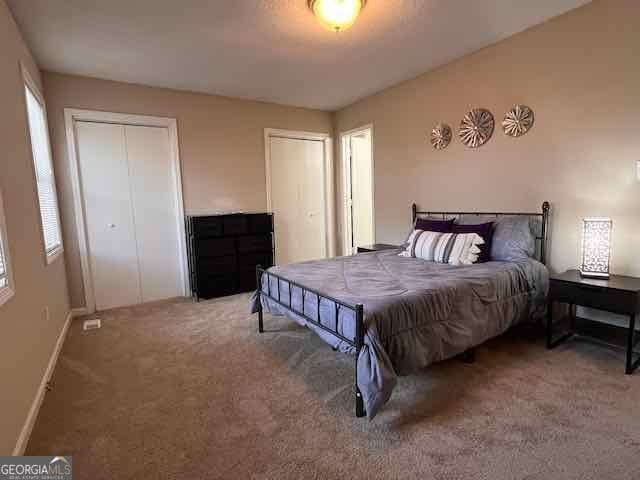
{"left": 457, "top": 214, "right": 496, "bottom": 225}
{"left": 490, "top": 216, "right": 535, "bottom": 261}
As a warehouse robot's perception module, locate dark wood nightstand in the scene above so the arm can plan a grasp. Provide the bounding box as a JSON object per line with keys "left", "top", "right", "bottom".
{"left": 356, "top": 244, "right": 400, "bottom": 253}
{"left": 547, "top": 269, "right": 640, "bottom": 374}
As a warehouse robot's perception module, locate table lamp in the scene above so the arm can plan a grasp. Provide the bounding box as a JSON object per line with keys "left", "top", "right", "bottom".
{"left": 580, "top": 218, "right": 612, "bottom": 279}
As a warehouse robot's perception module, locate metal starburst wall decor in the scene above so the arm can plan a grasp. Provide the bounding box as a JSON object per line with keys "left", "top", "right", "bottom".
{"left": 502, "top": 104, "right": 535, "bottom": 137}
{"left": 459, "top": 108, "right": 494, "bottom": 148}
{"left": 430, "top": 123, "right": 452, "bottom": 150}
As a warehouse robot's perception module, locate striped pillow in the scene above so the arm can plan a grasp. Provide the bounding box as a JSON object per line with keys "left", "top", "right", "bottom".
{"left": 399, "top": 230, "right": 485, "bottom": 265}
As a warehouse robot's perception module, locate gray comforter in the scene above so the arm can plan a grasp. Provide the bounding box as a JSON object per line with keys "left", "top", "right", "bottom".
{"left": 252, "top": 250, "right": 548, "bottom": 418}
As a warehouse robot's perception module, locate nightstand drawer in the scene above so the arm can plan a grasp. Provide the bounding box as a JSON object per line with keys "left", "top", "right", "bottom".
{"left": 550, "top": 280, "right": 638, "bottom": 315}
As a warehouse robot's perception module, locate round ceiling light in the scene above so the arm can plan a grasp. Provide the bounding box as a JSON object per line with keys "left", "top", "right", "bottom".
{"left": 308, "top": 0, "right": 366, "bottom": 32}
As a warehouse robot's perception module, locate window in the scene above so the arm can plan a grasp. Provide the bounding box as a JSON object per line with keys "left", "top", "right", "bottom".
{"left": 23, "top": 68, "right": 63, "bottom": 263}
{"left": 0, "top": 190, "right": 14, "bottom": 306}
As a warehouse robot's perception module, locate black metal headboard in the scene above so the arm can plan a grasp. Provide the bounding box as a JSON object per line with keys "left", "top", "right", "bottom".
{"left": 411, "top": 201, "right": 551, "bottom": 265}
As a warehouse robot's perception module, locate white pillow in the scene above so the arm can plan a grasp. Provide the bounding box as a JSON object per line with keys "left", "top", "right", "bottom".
{"left": 399, "top": 230, "right": 484, "bottom": 265}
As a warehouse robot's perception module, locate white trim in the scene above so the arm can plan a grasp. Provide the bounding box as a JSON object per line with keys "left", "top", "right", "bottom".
{"left": 341, "top": 135, "right": 352, "bottom": 256}
{"left": 12, "top": 310, "right": 72, "bottom": 456}
{"left": 21, "top": 62, "right": 65, "bottom": 265}
{"left": 339, "top": 124, "right": 375, "bottom": 255}
{"left": 45, "top": 246, "right": 64, "bottom": 266}
{"left": 264, "top": 128, "right": 335, "bottom": 262}
{"left": 0, "top": 286, "right": 14, "bottom": 307}
{"left": 0, "top": 186, "right": 15, "bottom": 307}
{"left": 64, "top": 108, "right": 188, "bottom": 314}
{"left": 20, "top": 63, "right": 45, "bottom": 104}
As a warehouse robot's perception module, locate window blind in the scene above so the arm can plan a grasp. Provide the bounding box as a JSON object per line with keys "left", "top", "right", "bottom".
{"left": 24, "top": 85, "right": 63, "bottom": 257}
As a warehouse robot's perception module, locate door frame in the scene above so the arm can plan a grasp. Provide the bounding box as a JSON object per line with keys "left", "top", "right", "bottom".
{"left": 64, "top": 109, "right": 188, "bottom": 314}
{"left": 340, "top": 124, "right": 375, "bottom": 255}
{"left": 264, "top": 128, "right": 335, "bottom": 262}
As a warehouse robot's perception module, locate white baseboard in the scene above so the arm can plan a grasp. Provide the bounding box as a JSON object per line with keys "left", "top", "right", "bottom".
{"left": 70, "top": 307, "right": 88, "bottom": 318}
{"left": 12, "top": 310, "right": 73, "bottom": 456}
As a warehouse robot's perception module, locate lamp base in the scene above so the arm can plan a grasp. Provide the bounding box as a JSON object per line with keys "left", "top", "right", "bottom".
{"left": 579, "top": 269, "right": 610, "bottom": 279}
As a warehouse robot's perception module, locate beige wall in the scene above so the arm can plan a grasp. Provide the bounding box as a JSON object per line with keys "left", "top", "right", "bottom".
{"left": 43, "top": 72, "right": 333, "bottom": 309}
{"left": 334, "top": 0, "right": 640, "bottom": 279}
{"left": 0, "top": 1, "right": 70, "bottom": 454}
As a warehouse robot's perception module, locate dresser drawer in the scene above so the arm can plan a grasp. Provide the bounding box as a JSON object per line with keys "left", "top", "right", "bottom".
{"left": 237, "top": 234, "right": 272, "bottom": 253}
{"left": 196, "top": 255, "right": 236, "bottom": 276}
{"left": 197, "top": 274, "right": 237, "bottom": 299}
{"left": 196, "top": 237, "right": 236, "bottom": 257}
{"left": 192, "top": 216, "right": 223, "bottom": 238}
{"left": 223, "top": 215, "right": 249, "bottom": 235}
{"left": 550, "top": 280, "right": 638, "bottom": 315}
{"left": 238, "top": 252, "right": 273, "bottom": 271}
{"left": 247, "top": 214, "right": 273, "bottom": 234}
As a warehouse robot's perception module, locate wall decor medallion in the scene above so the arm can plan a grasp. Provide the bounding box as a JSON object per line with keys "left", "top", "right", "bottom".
{"left": 459, "top": 108, "right": 494, "bottom": 148}
{"left": 430, "top": 123, "right": 452, "bottom": 150}
{"left": 502, "top": 104, "right": 535, "bottom": 137}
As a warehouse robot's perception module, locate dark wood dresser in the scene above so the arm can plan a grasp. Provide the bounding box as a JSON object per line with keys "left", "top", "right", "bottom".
{"left": 185, "top": 213, "right": 274, "bottom": 300}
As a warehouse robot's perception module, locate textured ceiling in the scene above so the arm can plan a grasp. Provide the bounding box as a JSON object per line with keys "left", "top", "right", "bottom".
{"left": 8, "top": 0, "right": 591, "bottom": 111}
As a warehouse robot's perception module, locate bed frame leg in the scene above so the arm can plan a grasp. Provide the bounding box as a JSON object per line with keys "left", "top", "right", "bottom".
{"left": 256, "top": 265, "right": 264, "bottom": 333}
{"left": 355, "top": 386, "right": 366, "bottom": 418}
{"left": 354, "top": 304, "right": 366, "bottom": 418}
{"left": 355, "top": 354, "right": 366, "bottom": 418}
{"left": 460, "top": 348, "right": 475, "bottom": 364}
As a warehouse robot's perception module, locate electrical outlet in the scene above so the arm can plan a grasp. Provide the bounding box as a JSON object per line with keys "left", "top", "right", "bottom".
{"left": 44, "top": 306, "right": 49, "bottom": 322}
{"left": 83, "top": 318, "right": 101, "bottom": 331}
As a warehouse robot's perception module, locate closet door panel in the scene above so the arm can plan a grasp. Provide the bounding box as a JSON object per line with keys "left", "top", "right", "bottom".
{"left": 76, "top": 122, "right": 141, "bottom": 310}
{"left": 269, "top": 137, "right": 326, "bottom": 265}
{"left": 124, "top": 125, "right": 182, "bottom": 302}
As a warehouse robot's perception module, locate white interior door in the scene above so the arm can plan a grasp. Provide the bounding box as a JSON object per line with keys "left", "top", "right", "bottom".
{"left": 350, "top": 132, "right": 374, "bottom": 250}
{"left": 343, "top": 128, "right": 374, "bottom": 254}
{"left": 269, "top": 136, "right": 326, "bottom": 265}
{"left": 75, "top": 121, "right": 183, "bottom": 310}
{"left": 76, "top": 122, "right": 141, "bottom": 310}
{"left": 124, "top": 125, "right": 182, "bottom": 303}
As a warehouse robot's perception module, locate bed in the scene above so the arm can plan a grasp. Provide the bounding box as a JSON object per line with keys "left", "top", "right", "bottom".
{"left": 252, "top": 202, "right": 551, "bottom": 419}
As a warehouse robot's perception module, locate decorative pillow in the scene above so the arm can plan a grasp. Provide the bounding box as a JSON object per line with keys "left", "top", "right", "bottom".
{"left": 490, "top": 216, "right": 535, "bottom": 261}
{"left": 452, "top": 222, "right": 494, "bottom": 263}
{"left": 415, "top": 217, "right": 454, "bottom": 233}
{"left": 400, "top": 230, "right": 484, "bottom": 265}
{"left": 401, "top": 217, "right": 454, "bottom": 249}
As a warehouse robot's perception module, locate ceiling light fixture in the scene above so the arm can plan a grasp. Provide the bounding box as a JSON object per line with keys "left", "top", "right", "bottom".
{"left": 308, "top": 0, "right": 366, "bottom": 33}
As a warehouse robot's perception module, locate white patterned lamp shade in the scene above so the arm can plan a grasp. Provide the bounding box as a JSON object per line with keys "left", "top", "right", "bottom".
{"left": 580, "top": 218, "right": 612, "bottom": 278}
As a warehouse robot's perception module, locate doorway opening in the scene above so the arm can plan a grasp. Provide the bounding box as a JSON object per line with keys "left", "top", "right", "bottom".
{"left": 341, "top": 125, "right": 374, "bottom": 255}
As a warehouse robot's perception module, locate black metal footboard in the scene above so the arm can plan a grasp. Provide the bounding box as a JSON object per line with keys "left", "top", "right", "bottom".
{"left": 255, "top": 265, "right": 366, "bottom": 417}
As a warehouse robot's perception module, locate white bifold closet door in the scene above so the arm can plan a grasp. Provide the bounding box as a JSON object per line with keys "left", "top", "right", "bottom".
{"left": 75, "top": 121, "right": 182, "bottom": 311}
{"left": 269, "top": 136, "right": 326, "bottom": 265}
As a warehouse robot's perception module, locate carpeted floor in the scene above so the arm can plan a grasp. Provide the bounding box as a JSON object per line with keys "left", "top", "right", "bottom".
{"left": 27, "top": 293, "right": 640, "bottom": 479}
